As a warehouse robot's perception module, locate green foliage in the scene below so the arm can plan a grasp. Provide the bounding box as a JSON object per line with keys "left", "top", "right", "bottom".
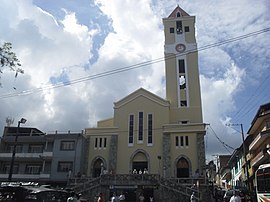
{"left": 0, "top": 42, "right": 24, "bottom": 86}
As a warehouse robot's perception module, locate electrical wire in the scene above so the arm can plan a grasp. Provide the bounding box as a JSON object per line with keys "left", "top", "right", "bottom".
{"left": 0, "top": 27, "right": 270, "bottom": 100}
{"left": 232, "top": 71, "right": 270, "bottom": 123}
{"left": 236, "top": 93, "right": 269, "bottom": 124}
{"left": 207, "top": 125, "right": 235, "bottom": 154}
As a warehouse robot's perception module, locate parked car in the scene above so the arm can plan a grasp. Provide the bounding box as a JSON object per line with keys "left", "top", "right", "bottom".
{"left": 0, "top": 184, "right": 69, "bottom": 202}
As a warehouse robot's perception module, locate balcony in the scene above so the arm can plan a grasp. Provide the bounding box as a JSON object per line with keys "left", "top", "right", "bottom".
{"left": 249, "top": 129, "right": 270, "bottom": 151}
{"left": 251, "top": 151, "right": 267, "bottom": 167}
{"left": 0, "top": 173, "right": 50, "bottom": 180}
{"left": 0, "top": 151, "right": 53, "bottom": 159}
{"left": 220, "top": 168, "right": 231, "bottom": 181}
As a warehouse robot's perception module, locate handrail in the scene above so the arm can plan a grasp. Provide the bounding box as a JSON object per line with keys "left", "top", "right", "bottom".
{"left": 69, "top": 174, "right": 204, "bottom": 200}
{"left": 159, "top": 177, "right": 201, "bottom": 200}
{"left": 72, "top": 177, "right": 101, "bottom": 194}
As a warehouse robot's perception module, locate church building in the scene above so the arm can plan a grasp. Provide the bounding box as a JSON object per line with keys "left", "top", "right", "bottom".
{"left": 84, "top": 5, "right": 206, "bottom": 200}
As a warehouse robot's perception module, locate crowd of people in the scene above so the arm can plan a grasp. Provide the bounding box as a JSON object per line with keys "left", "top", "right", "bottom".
{"left": 132, "top": 168, "right": 148, "bottom": 174}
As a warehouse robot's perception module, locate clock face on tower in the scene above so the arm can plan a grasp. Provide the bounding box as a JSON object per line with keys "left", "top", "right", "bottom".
{"left": 175, "top": 44, "right": 186, "bottom": 53}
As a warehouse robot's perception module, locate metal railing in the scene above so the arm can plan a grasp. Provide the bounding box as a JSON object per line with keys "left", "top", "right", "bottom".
{"left": 69, "top": 174, "right": 204, "bottom": 200}
{"left": 160, "top": 177, "right": 202, "bottom": 200}
{"left": 100, "top": 174, "right": 160, "bottom": 186}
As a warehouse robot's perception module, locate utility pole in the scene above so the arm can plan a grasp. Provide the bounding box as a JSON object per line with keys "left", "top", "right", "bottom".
{"left": 239, "top": 123, "right": 250, "bottom": 191}
{"left": 227, "top": 123, "right": 250, "bottom": 191}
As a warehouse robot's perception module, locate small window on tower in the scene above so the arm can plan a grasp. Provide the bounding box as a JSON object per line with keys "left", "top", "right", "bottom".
{"left": 185, "top": 136, "right": 189, "bottom": 146}
{"left": 180, "top": 101, "right": 187, "bottom": 107}
{"left": 177, "top": 12, "right": 181, "bottom": 17}
{"left": 104, "top": 138, "right": 107, "bottom": 148}
{"left": 99, "top": 138, "right": 102, "bottom": 148}
{"left": 95, "top": 138, "right": 98, "bottom": 148}
{"left": 179, "top": 76, "right": 186, "bottom": 89}
{"left": 184, "top": 26, "right": 190, "bottom": 32}
{"left": 181, "top": 121, "right": 188, "bottom": 124}
{"left": 170, "top": 28, "right": 174, "bottom": 33}
{"left": 180, "top": 136, "right": 184, "bottom": 146}
{"left": 178, "top": 60, "right": 185, "bottom": 73}
{"left": 176, "top": 21, "right": 182, "bottom": 34}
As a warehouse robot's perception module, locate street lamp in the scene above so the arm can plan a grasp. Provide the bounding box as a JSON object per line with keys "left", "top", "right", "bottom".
{"left": 8, "top": 118, "right": 27, "bottom": 182}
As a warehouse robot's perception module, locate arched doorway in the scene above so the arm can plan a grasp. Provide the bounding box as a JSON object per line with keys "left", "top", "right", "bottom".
{"left": 132, "top": 151, "right": 148, "bottom": 173}
{"left": 176, "top": 157, "right": 189, "bottom": 178}
{"left": 92, "top": 158, "right": 104, "bottom": 177}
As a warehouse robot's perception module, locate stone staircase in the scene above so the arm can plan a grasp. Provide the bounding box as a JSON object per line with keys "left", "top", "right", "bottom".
{"left": 159, "top": 178, "right": 200, "bottom": 201}
{"left": 69, "top": 174, "right": 210, "bottom": 201}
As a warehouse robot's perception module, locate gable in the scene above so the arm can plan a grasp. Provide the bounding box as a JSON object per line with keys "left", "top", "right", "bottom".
{"left": 113, "top": 88, "right": 170, "bottom": 129}
{"left": 168, "top": 5, "right": 190, "bottom": 18}
{"left": 114, "top": 88, "right": 170, "bottom": 109}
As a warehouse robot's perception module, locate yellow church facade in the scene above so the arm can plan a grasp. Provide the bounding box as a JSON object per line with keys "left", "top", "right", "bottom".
{"left": 85, "top": 5, "right": 206, "bottom": 182}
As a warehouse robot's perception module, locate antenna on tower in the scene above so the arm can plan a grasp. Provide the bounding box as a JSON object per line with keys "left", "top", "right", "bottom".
{"left": 6, "top": 117, "right": 14, "bottom": 126}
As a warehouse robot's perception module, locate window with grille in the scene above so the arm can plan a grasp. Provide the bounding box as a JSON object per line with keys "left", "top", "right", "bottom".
{"left": 3, "top": 164, "right": 19, "bottom": 174}
{"left": 60, "top": 141, "right": 75, "bottom": 150}
{"left": 129, "top": 114, "right": 134, "bottom": 144}
{"left": 138, "top": 112, "right": 144, "bottom": 142}
{"left": 29, "top": 145, "right": 43, "bottom": 153}
{"left": 148, "top": 114, "right": 153, "bottom": 144}
{"left": 25, "top": 164, "right": 41, "bottom": 174}
{"left": 57, "top": 161, "right": 73, "bottom": 172}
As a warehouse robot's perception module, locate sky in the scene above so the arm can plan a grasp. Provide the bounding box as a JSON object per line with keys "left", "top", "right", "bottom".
{"left": 0, "top": 0, "right": 269, "bottom": 162}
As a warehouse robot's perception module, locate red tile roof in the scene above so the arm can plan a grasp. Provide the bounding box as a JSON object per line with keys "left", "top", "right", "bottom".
{"left": 168, "top": 5, "right": 190, "bottom": 18}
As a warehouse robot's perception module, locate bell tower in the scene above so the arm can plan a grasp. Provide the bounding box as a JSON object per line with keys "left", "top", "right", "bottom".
{"left": 163, "top": 5, "right": 203, "bottom": 124}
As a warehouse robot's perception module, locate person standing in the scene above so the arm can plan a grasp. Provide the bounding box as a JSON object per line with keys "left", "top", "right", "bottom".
{"left": 133, "top": 169, "right": 137, "bottom": 174}
{"left": 119, "top": 192, "right": 125, "bottom": 202}
{"left": 111, "top": 192, "right": 117, "bottom": 202}
{"left": 67, "top": 192, "right": 78, "bottom": 202}
{"left": 190, "top": 192, "right": 196, "bottom": 202}
{"left": 139, "top": 194, "right": 145, "bottom": 202}
{"left": 97, "top": 192, "right": 105, "bottom": 202}
{"left": 229, "top": 191, "right": 241, "bottom": 202}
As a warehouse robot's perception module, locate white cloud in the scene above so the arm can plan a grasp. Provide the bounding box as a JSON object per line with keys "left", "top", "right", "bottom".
{"left": 201, "top": 63, "right": 245, "bottom": 124}
{"left": 0, "top": 0, "right": 97, "bottom": 131}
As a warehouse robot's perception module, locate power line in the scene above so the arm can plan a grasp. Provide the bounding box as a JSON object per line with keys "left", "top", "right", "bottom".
{"left": 232, "top": 71, "right": 270, "bottom": 123}
{"left": 0, "top": 27, "right": 270, "bottom": 99}
{"left": 207, "top": 125, "right": 235, "bottom": 154}
{"left": 238, "top": 89, "right": 269, "bottom": 120}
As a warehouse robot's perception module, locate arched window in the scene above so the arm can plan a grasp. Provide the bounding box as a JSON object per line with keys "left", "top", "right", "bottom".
{"left": 176, "top": 157, "right": 189, "bottom": 178}
{"left": 93, "top": 158, "right": 103, "bottom": 177}
{"left": 132, "top": 152, "right": 148, "bottom": 174}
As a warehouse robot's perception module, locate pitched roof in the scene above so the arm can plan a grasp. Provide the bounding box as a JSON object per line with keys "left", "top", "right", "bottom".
{"left": 168, "top": 5, "right": 190, "bottom": 18}
{"left": 114, "top": 88, "right": 170, "bottom": 109}
{"left": 247, "top": 102, "right": 270, "bottom": 133}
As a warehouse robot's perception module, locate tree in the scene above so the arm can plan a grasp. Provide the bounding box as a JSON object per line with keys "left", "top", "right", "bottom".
{"left": 0, "top": 42, "right": 24, "bottom": 86}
